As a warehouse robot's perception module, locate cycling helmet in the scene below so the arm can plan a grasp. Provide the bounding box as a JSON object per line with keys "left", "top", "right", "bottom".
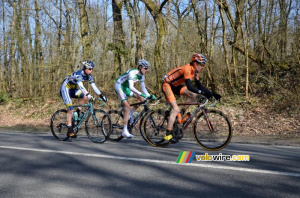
{"left": 192, "top": 53, "right": 206, "bottom": 64}
{"left": 82, "top": 60, "right": 95, "bottom": 69}
{"left": 138, "top": 60, "right": 150, "bottom": 68}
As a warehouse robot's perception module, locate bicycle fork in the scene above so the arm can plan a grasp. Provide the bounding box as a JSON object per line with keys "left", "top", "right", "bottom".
{"left": 203, "top": 109, "right": 214, "bottom": 132}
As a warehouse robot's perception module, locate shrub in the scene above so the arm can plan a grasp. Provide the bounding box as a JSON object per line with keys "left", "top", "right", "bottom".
{"left": 0, "top": 91, "right": 9, "bottom": 104}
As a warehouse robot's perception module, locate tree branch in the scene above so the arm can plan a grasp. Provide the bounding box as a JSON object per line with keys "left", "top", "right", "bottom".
{"left": 228, "top": 40, "right": 265, "bottom": 66}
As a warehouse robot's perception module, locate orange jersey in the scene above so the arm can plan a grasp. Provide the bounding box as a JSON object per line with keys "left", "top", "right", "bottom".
{"left": 163, "top": 64, "right": 199, "bottom": 87}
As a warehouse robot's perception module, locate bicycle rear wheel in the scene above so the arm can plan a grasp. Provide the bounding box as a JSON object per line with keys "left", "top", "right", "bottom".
{"left": 85, "top": 109, "right": 111, "bottom": 143}
{"left": 50, "top": 109, "right": 70, "bottom": 141}
{"left": 193, "top": 109, "right": 232, "bottom": 151}
{"left": 142, "top": 109, "right": 170, "bottom": 147}
{"left": 108, "top": 110, "right": 124, "bottom": 141}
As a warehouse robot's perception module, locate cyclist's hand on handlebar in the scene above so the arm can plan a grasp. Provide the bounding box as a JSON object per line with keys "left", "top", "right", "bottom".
{"left": 87, "top": 94, "right": 95, "bottom": 102}
{"left": 212, "top": 92, "right": 221, "bottom": 101}
{"left": 90, "top": 96, "right": 96, "bottom": 102}
{"left": 203, "top": 91, "right": 213, "bottom": 99}
{"left": 147, "top": 95, "right": 157, "bottom": 100}
{"left": 99, "top": 94, "right": 108, "bottom": 102}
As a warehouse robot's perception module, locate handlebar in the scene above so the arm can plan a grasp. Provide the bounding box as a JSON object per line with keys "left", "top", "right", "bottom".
{"left": 197, "top": 96, "right": 218, "bottom": 108}
{"left": 117, "top": 96, "right": 162, "bottom": 108}
{"left": 97, "top": 98, "right": 106, "bottom": 107}
{"left": 148, "top": 96, "right": 162, "bottom": 106}
{"left": 209, "top": 97, "right": 218, "bottom": 107}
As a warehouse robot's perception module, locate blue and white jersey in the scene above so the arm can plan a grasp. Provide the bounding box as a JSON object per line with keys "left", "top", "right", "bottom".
{"left": 65, "top": 70, "right": 93, "bottom": 88}
{"left": 62, "top": 70, "right": 101, "bottom": 95}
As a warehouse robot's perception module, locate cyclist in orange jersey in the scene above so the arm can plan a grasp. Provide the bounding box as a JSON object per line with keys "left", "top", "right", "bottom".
{"left": 162, "top": 53, "right": 221, "bottom": 143}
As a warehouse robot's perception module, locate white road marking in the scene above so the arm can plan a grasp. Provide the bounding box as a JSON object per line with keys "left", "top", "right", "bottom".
{"left": 1, "top": 145, "right": 299, "bottom": 177}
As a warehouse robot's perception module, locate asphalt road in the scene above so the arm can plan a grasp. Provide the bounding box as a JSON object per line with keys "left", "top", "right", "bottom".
{"left": 0, "top": 130, "right": 299, "bottom": 198}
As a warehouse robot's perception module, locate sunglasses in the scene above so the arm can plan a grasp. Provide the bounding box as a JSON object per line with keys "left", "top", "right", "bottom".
{"left": 197, "top": 63, "right": 205, "bottom": 67}
{"left": 143, "top": 67, "right": 149, "bottom": 70}
{"left": 88, "top": 68, "right": 93, "bottom": 71}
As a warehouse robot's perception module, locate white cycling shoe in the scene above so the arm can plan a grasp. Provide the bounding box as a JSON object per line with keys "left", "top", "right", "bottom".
{"left": 122, "top": 130, "right": 134, "bottom": 138}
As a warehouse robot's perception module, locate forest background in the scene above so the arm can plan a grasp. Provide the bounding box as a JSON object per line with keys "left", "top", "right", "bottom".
{"left": 0, "top": 0, "right": 299, "bottom": 145}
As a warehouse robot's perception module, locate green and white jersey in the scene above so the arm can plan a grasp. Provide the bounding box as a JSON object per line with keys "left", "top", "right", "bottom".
{"left": 115, "top": 69, "right": 150, "bottom": 99}
{"left": 116, "top": 69, "right": 143, "bottom": 85}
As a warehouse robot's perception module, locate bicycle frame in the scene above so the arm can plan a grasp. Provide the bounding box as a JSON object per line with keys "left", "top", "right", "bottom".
{"left": 142, "top": 96, "right": 232, "bottom": 150}
{"left": 110, "top": 97, "right": 161, "bottom": 142}
{"left": 130, "top": 102, "right": 151, "bottom": 127}
{"left": 71, "top": 99, "right": 106, "bottom": 133}
{"left": 171, "top": 97, "right": 212, "bottom": 130}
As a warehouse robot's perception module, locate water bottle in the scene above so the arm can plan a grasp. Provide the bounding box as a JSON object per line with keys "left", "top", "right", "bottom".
{"left": 73, "top": 112, "right": 78, "bottom": 121}
{"left": 133, "top": 112, "right": 139, "bottom": 120}
{"left": 129, "top": 111, "right": 139, "bottom": 124}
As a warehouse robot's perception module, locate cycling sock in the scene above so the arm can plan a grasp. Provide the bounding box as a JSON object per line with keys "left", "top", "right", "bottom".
{"left": 123, "top": 125, "right": 128, "bottom": 132}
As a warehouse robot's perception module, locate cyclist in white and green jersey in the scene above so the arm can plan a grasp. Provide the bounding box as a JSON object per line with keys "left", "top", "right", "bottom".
{"left": 114, "top": 60, "right": 156, "bottom": 138}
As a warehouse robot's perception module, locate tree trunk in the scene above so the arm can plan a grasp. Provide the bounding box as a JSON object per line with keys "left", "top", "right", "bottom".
{"left": 78, "top": 0, "right": 92, "bottom": 60}
{"left": 1, "top": 0, "right": 8, "bottom": 92}
{"left": 112, "top": 0, "right": 126, "bottom": 77}
{"left": 7, "top": 0, "right": 17, "bottom": 97}
{"left": 34, "top": 0, "right": 44, "bottom": 96}
{"left": 192, "top": 0, "right": 215, "bottom": 90}
{"left": 278, "top": 0, "right": 292, "bottom": 58}
{"left": 219, "top": 3, "right": 233, "bottom": 89}
{"left": 191, "top": 0, "right": 207, "bottom": 52}
{"left": 141, "top": 0, "right": 168, "bottom": 89}
{"left": 124, "top": 1, "right": 136, "bottom": 67}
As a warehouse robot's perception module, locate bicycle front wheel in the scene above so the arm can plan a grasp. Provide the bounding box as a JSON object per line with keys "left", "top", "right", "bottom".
{"left": 193, "top": 109, "right": 232, "bottom": 151}
{"left": 142, "top": 109, "right": 170, "bottom": 147}
{"left": 50, "top": 109, "right": 70, "bottom": 141}
{"left": 85, "top": 109, "right": 111, "bottom": 143}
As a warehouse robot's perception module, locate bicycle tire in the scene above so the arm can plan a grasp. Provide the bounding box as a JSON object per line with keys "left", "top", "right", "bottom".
{"left": 50, "top": 109, "right": 70, "bottom": 141}
{"left": 108, "top": 110, "right": 124, "bottom": 141}
{"left": 138, "top": 111, "right": 151, "bottom": 142}
{"left": 142, "top": 109, "right": 170, "bottom": 147}
{"left": 85, "top": 109, "right": 111, "bottom": 143}
{"left": 193, "top": 109, "right": 232, "bottom": 151}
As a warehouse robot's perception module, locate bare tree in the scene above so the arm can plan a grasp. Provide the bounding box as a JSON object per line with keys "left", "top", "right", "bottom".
{"left": 111, "top": 0, "right": 126, "bottom": 77}
{"left": 34, "top": 0, "right": 44, "bottom": 96}
{"left": 140, "top": 0, "right": 168, "bottom": 88}
{"left": 278, "top": 0, "right": 292, "bottom": 58}
{"left": 219, "top": 2, "right": 233, "bottom": 89}
{"left": 78, "top": 0, "right": 92, "bottom": 59}
{"left": 7, "top": 0, "right": 18, "bottom": 97}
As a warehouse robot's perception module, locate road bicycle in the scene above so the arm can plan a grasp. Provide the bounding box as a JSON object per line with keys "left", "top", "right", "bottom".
{"left": 108, "top": 97, "right": 161, "bottom": 142}
{"left": 142, "top": 96, "right": 232, "bottom": 151}
{"left": 50, "top": 98, "right": 111, "bottom": 143}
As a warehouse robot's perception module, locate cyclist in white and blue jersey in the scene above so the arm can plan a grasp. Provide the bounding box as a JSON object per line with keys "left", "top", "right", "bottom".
{"left": 60, "top": 60, "right": 107, "bottom": 137}
{"left": 114, "top": 60, "right": 156, "bottom": 138}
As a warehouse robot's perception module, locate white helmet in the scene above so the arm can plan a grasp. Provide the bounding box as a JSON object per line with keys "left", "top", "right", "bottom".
{"left": 138, "top": 60, "right": 150, "bottom": 68}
